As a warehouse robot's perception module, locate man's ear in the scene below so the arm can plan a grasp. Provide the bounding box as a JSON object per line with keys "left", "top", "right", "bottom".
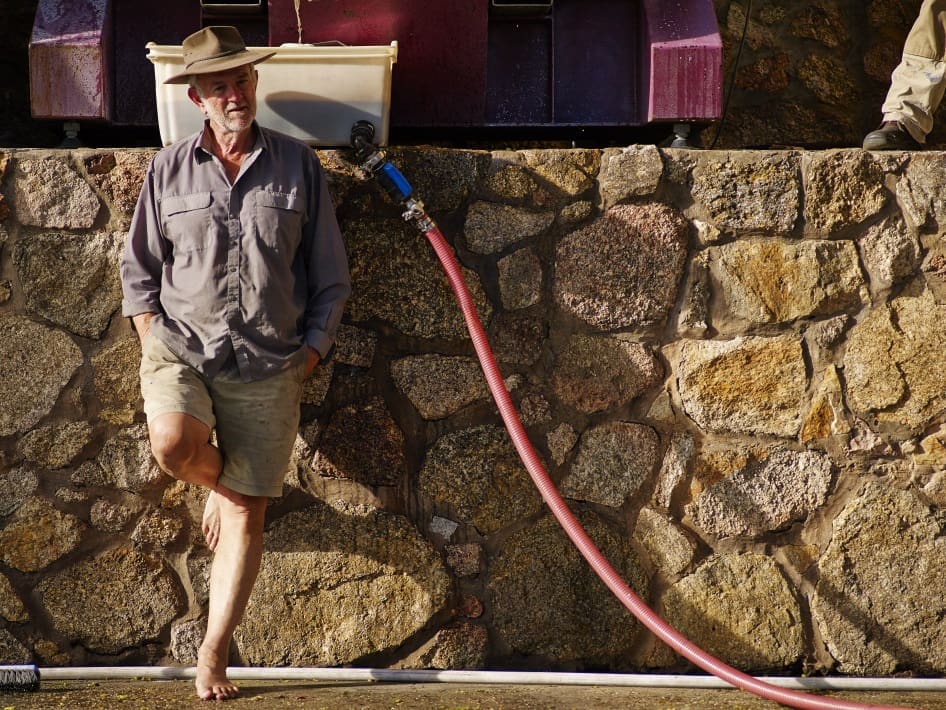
{"left": 187, "top": 85, "right": 204, "bottom": 111}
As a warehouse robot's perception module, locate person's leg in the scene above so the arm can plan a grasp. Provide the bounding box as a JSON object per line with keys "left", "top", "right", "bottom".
{"left": 868, "top": 0, "right": 946, "bottom": 148}
{"left": 878, "top": 54, "right": 946, "bottom": 144}
{"left": 193, "top": 362, "right": 305, "bottom": 700}
{"left": 138, "top": 334, "right": 297, "bottom": 701}
{"left": 139, "top": 333, "right": 225, "bottom": 549}
{"left": 148, "top": 411, "right": 228, "bottom": 551}
{"left": 902, "top": 0, "right": 946, "bottom": 62}
{"left": 140, "top": 333, "right": 221, "bottom": 489}
{"left": 197, "top": 486, "right": 267, "bottom": 701}
{"left": 148, "top": 412, "right": 223, "bottom": 489}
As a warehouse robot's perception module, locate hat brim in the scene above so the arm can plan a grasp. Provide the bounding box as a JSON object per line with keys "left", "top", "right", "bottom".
{"left": 164, "top": 48, "right": 277, "bottom": 84}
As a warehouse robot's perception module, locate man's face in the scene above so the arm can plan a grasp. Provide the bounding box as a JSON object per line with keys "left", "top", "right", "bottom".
{"left": 189, "top": 64, "right": 258, "bottom": 135}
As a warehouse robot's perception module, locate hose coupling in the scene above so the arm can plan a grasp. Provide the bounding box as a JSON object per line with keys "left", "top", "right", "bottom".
{"left": 402, "top": 198, "right": 435, "bottom": 232}
{"left": 350, "top": 121, "right": 433, "bottom": 231}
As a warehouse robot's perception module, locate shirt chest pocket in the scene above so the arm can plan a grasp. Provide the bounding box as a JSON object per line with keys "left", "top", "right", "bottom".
{"left": 255, "top": 191, "right": 304, "bottom": 253}
{"left": 160, "top": 193, "right": 213, "bottom": 253}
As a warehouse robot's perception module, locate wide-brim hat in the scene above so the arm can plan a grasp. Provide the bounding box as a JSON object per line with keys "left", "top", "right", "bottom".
{"left": 164, "top": 25, "right": 276, "bottom": 84}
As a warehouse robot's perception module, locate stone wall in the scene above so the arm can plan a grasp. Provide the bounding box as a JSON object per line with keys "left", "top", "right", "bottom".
{"left": 3, "top": 145, "right": 946, "bottom": 677}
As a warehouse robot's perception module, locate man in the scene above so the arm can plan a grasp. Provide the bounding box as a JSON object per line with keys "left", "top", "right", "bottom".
{"left": 864, "top": 0, "right": 946, "bottom": 150}
{"left": 120, "top": 26, "right": 351, "bottom": 701}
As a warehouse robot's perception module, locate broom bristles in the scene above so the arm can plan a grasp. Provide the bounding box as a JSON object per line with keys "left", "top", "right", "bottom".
{"left": 0, "top": 664, "right": 40, "bottom": 691}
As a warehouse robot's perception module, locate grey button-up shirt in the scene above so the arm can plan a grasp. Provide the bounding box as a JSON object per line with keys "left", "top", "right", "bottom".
{"left": 121, "top": 123, "right": 351, "bottom": 382}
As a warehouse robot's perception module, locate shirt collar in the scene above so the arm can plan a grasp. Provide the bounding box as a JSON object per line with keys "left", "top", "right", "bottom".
{"left": 192, "top": 120, "right": 268, "bottom": 163}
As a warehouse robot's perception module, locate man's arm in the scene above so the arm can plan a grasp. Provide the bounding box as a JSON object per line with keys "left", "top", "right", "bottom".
{"left": 120, "top": 159, "right": 167, "bottom": 338}
{"left": 301, "top": 156, "right": 351, "bottom": 368}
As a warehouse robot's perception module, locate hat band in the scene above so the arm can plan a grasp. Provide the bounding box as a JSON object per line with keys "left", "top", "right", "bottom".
{"left": 186, "top": 48, "right": 247, "bottom": 70}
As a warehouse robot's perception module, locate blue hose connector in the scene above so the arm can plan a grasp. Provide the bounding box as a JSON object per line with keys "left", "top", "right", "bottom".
{"left": 377, "top": 161, "right": 413, "bottom": 204}
{"left": 350, "top": 120, "right": 414, "bottom": 206}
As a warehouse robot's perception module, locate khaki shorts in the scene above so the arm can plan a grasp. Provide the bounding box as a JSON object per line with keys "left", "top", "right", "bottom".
{"left": 139, "top": 333, "right": 305, "bottom": 498}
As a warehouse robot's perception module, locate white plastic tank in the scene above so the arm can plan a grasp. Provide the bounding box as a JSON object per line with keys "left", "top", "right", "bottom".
{"left": 147, "top": 41, "right": 398, "bottom": 147}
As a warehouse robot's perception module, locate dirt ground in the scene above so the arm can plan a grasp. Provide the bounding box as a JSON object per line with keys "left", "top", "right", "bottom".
{"left": 1, "top": 679, "right": 943, "bottom": 710}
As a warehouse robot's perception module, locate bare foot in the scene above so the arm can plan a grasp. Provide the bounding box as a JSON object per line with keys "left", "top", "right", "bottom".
{"left": 202, "top": 491, "right": 221, "bottom": 552}
{"left": 196, "top": 646, "right": 238, "bottom": 701}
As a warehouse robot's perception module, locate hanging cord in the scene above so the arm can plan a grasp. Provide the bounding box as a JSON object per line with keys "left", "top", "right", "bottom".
{"left": 710, "top": 0, "right": 752, "bottom": 149}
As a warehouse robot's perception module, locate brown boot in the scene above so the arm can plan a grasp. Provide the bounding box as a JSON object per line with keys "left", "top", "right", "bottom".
{"left": 863, "top": 121, "right": 922, "bottom": 151}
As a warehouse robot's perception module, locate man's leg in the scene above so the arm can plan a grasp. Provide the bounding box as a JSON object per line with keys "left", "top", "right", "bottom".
{"left": 147, "top": 412, "right": 225, "bottom": 549}
{"left": 148, "top": 413, "right": 226, "bottom": 549}
{"left": 866, "top": 0, "right": 946, "bottom": 149}
{"left": 197, "top": 486, "right": 267, "bottom": 701}
{"left": 188, "top": 364, "right": 304, "bottom": 700}
{"left": 137, "top": 334, "right": 272, "bottom": 700}
{"left": 872, "top": 54, "right": 946, "bottom": 146}
{"left": 148, "top": 413, "right": 223, "bottom": 489}
{"left": 147, "top": 414, "right": 267, "bottom": 700}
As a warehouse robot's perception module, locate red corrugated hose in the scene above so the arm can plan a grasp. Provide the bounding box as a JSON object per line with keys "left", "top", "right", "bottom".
{"left": 421, "top": 221, "right": 908, "bottom": 710}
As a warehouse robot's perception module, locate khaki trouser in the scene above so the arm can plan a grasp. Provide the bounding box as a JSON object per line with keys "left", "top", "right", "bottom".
{"left": 883, "top": 0, "right": 946, "bottom": 143}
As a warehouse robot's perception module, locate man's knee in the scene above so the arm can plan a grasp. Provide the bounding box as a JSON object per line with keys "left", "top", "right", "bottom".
{"left": 149, "top": 414, "right": 210, "bottom": 476}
